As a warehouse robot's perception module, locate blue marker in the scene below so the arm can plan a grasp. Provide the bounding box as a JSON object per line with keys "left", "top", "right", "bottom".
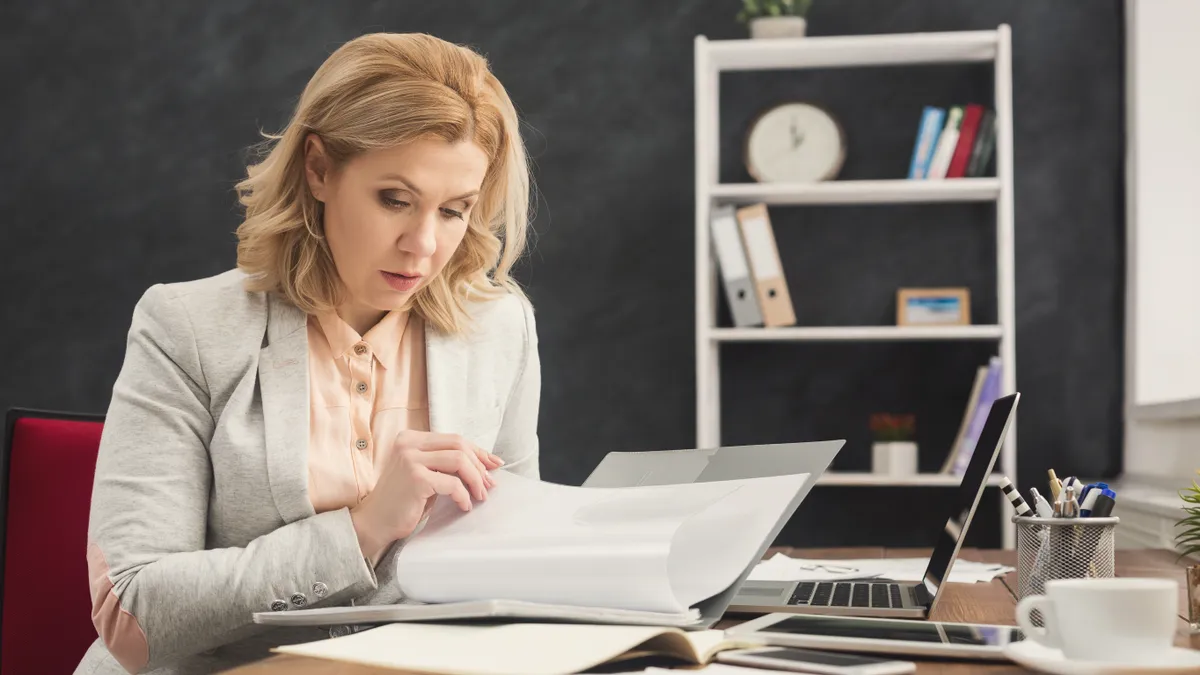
{"left": 1079, "top": 481, "right": 1104, "bottom": 505}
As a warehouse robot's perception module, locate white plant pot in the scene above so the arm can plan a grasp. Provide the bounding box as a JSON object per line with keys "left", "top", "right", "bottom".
{"left": 872, "top": 441, "right": 918, "bottom": 477}
{"left": 749, "top": 16, "right": 808, "bottom": 39}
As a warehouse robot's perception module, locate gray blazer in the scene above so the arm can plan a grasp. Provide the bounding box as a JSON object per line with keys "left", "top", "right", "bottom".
{"left": 76, "top": 269, "right": 540, "bottom": 675}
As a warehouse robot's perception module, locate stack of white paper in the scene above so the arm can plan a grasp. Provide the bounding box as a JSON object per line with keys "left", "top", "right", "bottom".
{"left": 394, "top": 469, "right": 810, "bottom": 614}
{"left": 748, "top": 553, "right": 1013, "bottom": 584}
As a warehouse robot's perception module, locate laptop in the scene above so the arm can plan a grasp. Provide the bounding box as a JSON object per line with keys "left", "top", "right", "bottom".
{"left": 583, "top": 439, "right": 844, "bottom": 628}
{"left": 727, "top": 392, "right": 1020, "bottom": 620}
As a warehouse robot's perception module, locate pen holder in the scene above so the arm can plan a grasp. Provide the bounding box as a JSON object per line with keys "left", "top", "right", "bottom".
{"left": 1013, "top": 515, "right": 1118, "bottom": 626}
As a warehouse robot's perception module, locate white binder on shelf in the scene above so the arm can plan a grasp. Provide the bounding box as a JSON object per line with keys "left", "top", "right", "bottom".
{"left": 736, "top": 203, "right": 796, "bottom": 327}
{"left": 709, "top": 204, "right": 763, "bottom": 327}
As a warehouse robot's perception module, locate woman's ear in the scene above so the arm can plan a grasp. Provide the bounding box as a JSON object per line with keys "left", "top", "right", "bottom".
{"left": 304, "top": 133, "right": 330, "bottom": 202}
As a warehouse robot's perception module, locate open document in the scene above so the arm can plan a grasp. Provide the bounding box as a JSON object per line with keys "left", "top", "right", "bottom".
{"left": 395, "top": 470, "right": 809, "bottom": 614}
{"left": 255, "top": 469, "right": 809, "bottom": 628}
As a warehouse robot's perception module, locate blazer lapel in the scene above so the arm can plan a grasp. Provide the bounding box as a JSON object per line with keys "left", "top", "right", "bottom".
{"left": 425, "top": 324, "right": 468, "bottom": 436}
{"left": 259, "top": 293, "right": 315, "bottom": 524}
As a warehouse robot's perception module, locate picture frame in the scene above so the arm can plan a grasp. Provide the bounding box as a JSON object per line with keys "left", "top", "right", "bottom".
{"left": 896, "top": 287, "right": 971, "bottom": 326}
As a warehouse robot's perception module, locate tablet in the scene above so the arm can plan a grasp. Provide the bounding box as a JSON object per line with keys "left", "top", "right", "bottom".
{"left": 725, "top": 612, "right": 1024, "bottom": 661}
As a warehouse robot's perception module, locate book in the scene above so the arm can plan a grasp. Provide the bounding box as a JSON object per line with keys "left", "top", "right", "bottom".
{"left": 940, "top": 365, "right": 989, "bottom": 474}
{"left": 926, "top": 105, "right": 963, "bottom": 179}
{"left": 946, "top": 104, "right": 985, "bottom": 178}
{"left": 966, "top": 110, "right": 997, "bottom": 177}
{"left": 272, "top": 622, "right": 762, "bottom": 675}
{"left": 254, "top": 470, "right": 810, "bottom": 627}
{"left": 907, "top": 106, "right": 946, "bottom": 179}
{"left": 949, "top": 357, "right": 1004, "bottom": 476}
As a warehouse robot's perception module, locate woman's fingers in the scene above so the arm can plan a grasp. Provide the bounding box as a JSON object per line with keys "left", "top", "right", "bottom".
{"left": 411, "top": 432, "right": 504, "bottom": 470}
{"left": 415, "top": 449, "right": 488, "bottom": 502}
{"left": 419, "top": 466, "right": 473, "bottom": 512}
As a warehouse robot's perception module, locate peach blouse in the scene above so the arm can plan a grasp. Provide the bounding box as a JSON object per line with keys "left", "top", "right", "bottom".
{"left": 306, "top": 310, "right": 429, "bottom": 513}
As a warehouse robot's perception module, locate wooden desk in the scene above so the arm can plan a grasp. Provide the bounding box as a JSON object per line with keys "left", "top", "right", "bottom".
{"left": 226, "top": 548, "right": 1200, "bottom": 675}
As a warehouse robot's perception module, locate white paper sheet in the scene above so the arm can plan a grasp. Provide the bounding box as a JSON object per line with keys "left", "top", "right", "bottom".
{"left": 747, "top": 553, "right": 1014, "bottom": 584}
{"left": 395, "top": 470, "right": 809, "bottom": 614}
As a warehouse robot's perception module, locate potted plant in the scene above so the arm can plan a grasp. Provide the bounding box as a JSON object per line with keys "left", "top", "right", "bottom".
{"left": 1176, "top": 470, "right": 1200, "bottom": 630}
{"left": 869, "top": 413, "right": 917, "bottom": 477}
{"left": 737, "top": 0, "right": 813, "bottom": 39}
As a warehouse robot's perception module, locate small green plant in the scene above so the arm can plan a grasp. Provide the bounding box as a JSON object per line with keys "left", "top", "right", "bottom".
{"left": 869, "top": 413, "right": 915, "bottom": 443}
{"left": 1176, "top": 470, "right": 1200, "bottom": 560}
{"left": 737, "top": 0, "right": 814, "bottom": 23}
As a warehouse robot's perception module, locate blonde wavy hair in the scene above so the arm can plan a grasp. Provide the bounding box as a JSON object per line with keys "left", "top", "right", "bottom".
{"left": 235, "top": 32, "right": 531, "bottom": 335}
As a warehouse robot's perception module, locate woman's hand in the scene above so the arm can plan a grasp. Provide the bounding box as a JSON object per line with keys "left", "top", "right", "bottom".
{"left": 349, "top": 430, "right": 505, "bottom": 562}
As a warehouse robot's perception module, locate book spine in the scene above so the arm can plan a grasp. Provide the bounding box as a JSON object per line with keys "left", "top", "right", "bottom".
{"left": 946, "top": 104, "right": 984, "bottom": 178}
{"left": 950, "top": 357, "right": 1003, "bottom": 475}
{"left": 966, "top": 110, "right": 997, "bottom": 177}
{"left": 907, "top": 106, "right": 945, "bottom": 179}
{"left": 926, "top": 106, "right": 963, "bottom": 180}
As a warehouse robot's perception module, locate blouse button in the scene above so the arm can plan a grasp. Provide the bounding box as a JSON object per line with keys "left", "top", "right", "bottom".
{"left": 355, "top": 439, "right": 368, "bottom": 450}
{"left": 353, "top": 343, "right": 369, "bottom": 356}
{"left": 355, "top": 382, "right": 368, "bottom": 394}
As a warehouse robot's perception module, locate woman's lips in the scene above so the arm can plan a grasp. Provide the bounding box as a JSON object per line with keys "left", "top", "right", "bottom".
{"left": 381, "top": 271, "right": 422, "bottom": 292}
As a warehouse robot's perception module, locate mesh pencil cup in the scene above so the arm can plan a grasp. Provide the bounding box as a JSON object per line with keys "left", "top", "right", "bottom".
{"left": 1013, "top": 515, "right": 1118, "bottom": 625}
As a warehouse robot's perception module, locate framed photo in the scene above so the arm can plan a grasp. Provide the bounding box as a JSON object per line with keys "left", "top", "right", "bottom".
{"left": 897, "top": 288, "right": 971, "bottom": 326}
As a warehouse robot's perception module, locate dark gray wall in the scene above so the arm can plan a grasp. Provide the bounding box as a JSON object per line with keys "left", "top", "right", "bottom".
{"left": 1, "top": 1, "right": 1123, "bottom": 548}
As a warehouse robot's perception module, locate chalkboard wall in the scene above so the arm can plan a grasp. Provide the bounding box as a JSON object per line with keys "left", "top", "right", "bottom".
{"left": 1, "top": 1, "right": 1124, "bottom": 547}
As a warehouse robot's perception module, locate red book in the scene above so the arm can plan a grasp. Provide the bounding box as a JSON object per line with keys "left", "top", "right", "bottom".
{"left": 946, "top": 104, "right": 985, "bottom": 178}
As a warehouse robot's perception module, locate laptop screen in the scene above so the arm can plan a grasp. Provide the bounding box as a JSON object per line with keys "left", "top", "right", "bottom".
{"left": 920, "top": 392, "right": 1019, "bottom": 604}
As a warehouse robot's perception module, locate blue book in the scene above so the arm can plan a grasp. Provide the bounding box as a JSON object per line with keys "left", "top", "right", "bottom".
{"left": 907, "top": 106, "right": 946, "bottom": 179}
{"left": 950, "top": 356, "right": 1003, "bottom": 476}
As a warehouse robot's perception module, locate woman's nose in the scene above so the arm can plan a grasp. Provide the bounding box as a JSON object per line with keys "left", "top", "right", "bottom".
{"left": 398, "top": 211, "right": 438, "bottom": 258}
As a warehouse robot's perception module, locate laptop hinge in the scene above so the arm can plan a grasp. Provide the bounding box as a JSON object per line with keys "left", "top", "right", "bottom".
{"left": 912, "top": 582, "right": 935, "bottom": 607}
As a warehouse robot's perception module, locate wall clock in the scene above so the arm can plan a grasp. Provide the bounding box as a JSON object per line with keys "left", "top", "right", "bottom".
{"left": 744, "top": 102, "right": 846, "bottom": 183}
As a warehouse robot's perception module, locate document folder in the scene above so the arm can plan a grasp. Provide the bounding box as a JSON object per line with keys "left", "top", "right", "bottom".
{"left": 736, "top": 203, "right": 796, "bottom": 327}
{"left": 710, "top": 204, "right": 764, "bottom": 327}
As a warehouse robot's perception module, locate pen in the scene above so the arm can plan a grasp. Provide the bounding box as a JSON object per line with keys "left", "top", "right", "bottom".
{"left": 1048, "top": 469, "right": 1062, "bottom": 502}
{"left": 1062, "top": 476, "right": 1082, "bottom": 496}
{"left": 1062, "top": 485, "right": 1080, "bottom": 518}
{"left": 1029, "top": 487, "right": 1054, "bottom": 518}
{"left": 1080, "top": 483, "right": 1105, "bottom": 516}
{"left": 1080, "top": 478, "right": 1104, "bottom": 509}
{"left": 1000, "top": 476, "right": 1033, "bottom": 517}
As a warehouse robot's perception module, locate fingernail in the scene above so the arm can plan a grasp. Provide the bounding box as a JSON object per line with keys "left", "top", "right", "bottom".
{"left": 491, "top": 454, "right": 505, "bottom": 466}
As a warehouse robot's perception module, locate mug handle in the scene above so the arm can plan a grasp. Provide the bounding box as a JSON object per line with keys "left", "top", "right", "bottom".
{"left": 1015, "top": 595, "right": 1061, "bottom": 650}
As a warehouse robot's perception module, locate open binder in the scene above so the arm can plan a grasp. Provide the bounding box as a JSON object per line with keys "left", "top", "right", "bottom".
{"left": 253, "top": 440, "right": 842, "bottom": 631}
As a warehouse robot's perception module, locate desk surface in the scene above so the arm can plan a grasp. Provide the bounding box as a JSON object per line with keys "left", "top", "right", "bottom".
{"left": 226, "top": 547, "right": 1200, "bottom": 675}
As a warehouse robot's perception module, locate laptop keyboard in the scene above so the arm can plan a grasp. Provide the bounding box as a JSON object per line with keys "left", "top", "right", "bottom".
{"left": 788, "top": 581, "right": 905, "bottom": 609}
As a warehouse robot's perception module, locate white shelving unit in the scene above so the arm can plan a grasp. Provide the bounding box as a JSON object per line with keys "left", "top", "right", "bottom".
{"left": 694, "top": 27, "right": 1019, "bottom": 548}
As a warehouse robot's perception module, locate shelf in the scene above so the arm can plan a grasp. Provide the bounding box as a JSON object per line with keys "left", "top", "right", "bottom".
{"left": 818, "top": 472, "right": 1007, "bottom": 487}
{"left": 710, "top": 325, "right": 1004, "bottom": 342}
{"left": 710, "top": 178, "right": 1000, "bottom": 206}
{"left": 703, "top": 30, "right": 998, "bottom": 72}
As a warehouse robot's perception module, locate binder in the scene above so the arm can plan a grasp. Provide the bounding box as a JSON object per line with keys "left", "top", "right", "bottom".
{"left": 709, "top": 204, "right": 764, "bottom": 327}
{"left": 735, "top": 203, "right": 796, "bottom": 327}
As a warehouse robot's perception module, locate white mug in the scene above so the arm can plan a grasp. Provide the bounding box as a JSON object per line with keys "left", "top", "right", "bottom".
{"left": 1015, "top": 577, "right": 1179, "bottom": 663}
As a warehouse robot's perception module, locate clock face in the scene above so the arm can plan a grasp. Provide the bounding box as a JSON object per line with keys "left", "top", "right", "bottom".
{"left": 745, "top": 102, "right": 845, "bottom": 183}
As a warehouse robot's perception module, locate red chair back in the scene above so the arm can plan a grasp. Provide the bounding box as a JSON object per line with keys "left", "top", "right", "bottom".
{"left": 1, "top": 409, "right": 104, "bottom": 675}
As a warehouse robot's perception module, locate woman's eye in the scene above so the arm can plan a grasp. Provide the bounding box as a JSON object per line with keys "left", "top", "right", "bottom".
{"left": 441, "top": 208, "right": 465, "bottom": 221}
{"left": 380, "top": 194, "right": 410, "bottom": 209}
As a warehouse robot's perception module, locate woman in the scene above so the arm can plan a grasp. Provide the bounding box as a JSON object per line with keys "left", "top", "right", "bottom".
{"left": 77, "top": 32, "right": 540, "bottom": 675}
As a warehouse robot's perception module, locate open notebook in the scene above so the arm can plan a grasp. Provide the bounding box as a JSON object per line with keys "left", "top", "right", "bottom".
{"left": 254, "top": 470, "right": 810, "bottom": 629}
{"left": 273, "top": 622, "right": 766, "bottom": 675}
